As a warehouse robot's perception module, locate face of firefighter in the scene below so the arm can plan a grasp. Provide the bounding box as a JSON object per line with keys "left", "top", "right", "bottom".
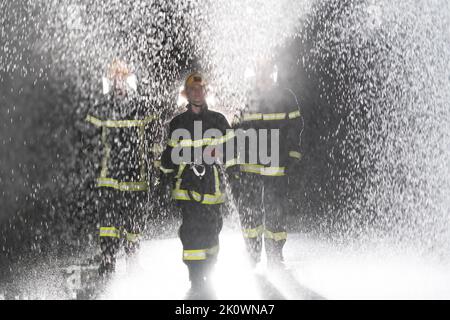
{"left": 185, "top": 83, "right": 207, "bottom": 110}
{"left": 111, "top": 77, "right": 129, "bottom": 98}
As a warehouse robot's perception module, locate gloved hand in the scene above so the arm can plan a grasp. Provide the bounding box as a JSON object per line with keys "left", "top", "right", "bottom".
{"left": 226, "top": 166, "right": 242, "bottom": 203}
{"left": 156, "top": 173, "right": 174, "bottom": 206}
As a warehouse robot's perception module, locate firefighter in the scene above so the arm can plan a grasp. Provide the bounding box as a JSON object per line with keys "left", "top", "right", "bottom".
{"left": 159, "top": 72, "right": 236, "bottom": 294}
{"left": 84, "top": 59, "right": 156, "bottom": 277}
{"left": 232, "top": 59, "right": 304, "bottom": 270}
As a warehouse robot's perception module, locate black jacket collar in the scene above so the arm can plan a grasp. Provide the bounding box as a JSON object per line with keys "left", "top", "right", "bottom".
{"left": 187, "top": 103, "right": 209, "bottom": 116}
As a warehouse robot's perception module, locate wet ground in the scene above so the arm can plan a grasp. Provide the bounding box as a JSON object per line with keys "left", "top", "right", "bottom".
{"left": 1, "top": 231, "right": 449, "bottom": 300}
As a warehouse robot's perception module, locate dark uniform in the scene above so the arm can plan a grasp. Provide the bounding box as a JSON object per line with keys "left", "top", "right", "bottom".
{"left": 233, "top": 86, "right": 303, "bottom": 267}
{"left": 84, "top": 95, "right": 156, "bottom": 276}
{"left": 159, "top": 104, "right": 235, "bottom": 286}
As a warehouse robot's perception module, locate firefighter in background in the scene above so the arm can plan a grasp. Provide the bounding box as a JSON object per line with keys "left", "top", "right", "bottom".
{"left": 84, "top": 59, "right": 156, "bottom": 277}
{"left": 232, "top": 59, "right": 304, "bottom": 269}
{"left": 159, "top": 73, "right": 236, "bottom": 294}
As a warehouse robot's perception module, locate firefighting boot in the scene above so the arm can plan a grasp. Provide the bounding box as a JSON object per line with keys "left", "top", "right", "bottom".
{"left": 265, "top": 238, "right": 287, "bottom": 271}
{"left": 98, "top": 259, "right": 115, "bottom": 278}
{"left": 244, "top": 237, "right": 263, "bottom": 268}
{"left": 185, "top": 264, "right": 206, "bottom": 300}
{"left": 188, "top": 263, "right": 207, "bottom": 290}
{"left": 124, "top": 230, "right": 143, "bottom": 272}
{"left": 98, "top": 237, "right": 120, "bottom": 278}
{"left": 186, "top": 262, "right": 217, "bottom": 300}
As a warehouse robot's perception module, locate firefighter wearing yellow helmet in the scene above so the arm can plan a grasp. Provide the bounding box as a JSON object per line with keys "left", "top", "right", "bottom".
{"left": 159, "top": 72, "right": 237, "bottom": 297}
{"left": 232, "top": 58, "right": 304, "bottom": 270}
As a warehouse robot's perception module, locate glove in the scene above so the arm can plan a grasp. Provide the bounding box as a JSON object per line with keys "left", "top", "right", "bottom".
{"left": 226, "top": 166, "right": 242, "bottom": 203}
{"left": 156, "top": 173, "right": 174, "bottom": 207}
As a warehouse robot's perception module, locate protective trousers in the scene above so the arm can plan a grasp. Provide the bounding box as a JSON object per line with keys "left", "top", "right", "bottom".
{"left": 178, "top": 202, "right": 223, "bottom": 284}
{"left": 238, "top": 175, "right": 288, "bottom": 265}
{"left": 97, "top": 189, "right": 147, "bottom": 276}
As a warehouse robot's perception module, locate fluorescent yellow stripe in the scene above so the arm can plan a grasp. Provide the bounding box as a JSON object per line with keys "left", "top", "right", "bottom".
{"left": 242, "top": 225, "right": 264, "bottom": 239}
{"left": 183, "top": 249, "right": 207, "bottom": 261}
{"left": 175, "top": 163, "right": 187, "bottom": 179}
{"left": 240, "top": 164, "right": 285, "bottom": 176}
{"left": 289, "top": 151, "right": 302, "bottom": 160}
{"left": 120, "top": 183, "right": 148, "bottom": 191}
{"left": 86, "top": 115, "right": 103, "bottom": 127}
{"left": 260, "top": 167, "right": 285, "bottom": 176}
{"left": 206, "top": 245, "right": 220, "bottom": 256}
{"left": 172, "top": 190, "right": 192, "bottom": 201}
{"left": 213, "top": 131, "right": 236, "bottom": 145}
{"left": 225, "top": 158, "right": 239, "bottom": 168}
{"left": 86, "top": 115, "right": 156, "bottom": 128}
{"left": 263, "top": 113, "right": 286, "bottom": 121}
{"left": 99, "top": 227, "right": 120, "bottom": 238}
{"left": 213, "top": 166, "right": 220, "bottom": 197}
{"left": 288, "top": 110, "right": 301, "bottom": 119}
{"left": 159, "top": 166, "right": 175, "bottom": 174}
{"left": 264, "top": 230, "right": 288, "bottom": 242}
{"left": 172, "top": 190, "right": 225, "bottom": 205}
{"left": 100, "top": 127, "right": 111, "bottom": 178}
{"left": 243, "top": 113, "right": 263, "bottom": 121}
{"left": 168, "top": 131, "right": 235, "bottom": 148}
{"left": 183, "top": 246, "right": 219, "bottom": 261}
{"left": 97, "top": 178, "right": 148, "bottom": 191}
{"left": 138, "top": 126, "right": 147, "bottom": 182}
{"left": 242, "top": 113, "right": 291, "bottom": 121}
{"left": 240, "top": 164, "right": 263, "bottom": 174}
{"left": 125, "top": 233, "right": 140, "bottom": 243}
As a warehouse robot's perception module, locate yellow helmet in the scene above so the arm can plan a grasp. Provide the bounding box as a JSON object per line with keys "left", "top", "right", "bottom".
{"left": 184, "top": 72, "right": 207, "bottom": 89}
{"left": 107, "top": 58, "right": 131, "bottom": 80}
